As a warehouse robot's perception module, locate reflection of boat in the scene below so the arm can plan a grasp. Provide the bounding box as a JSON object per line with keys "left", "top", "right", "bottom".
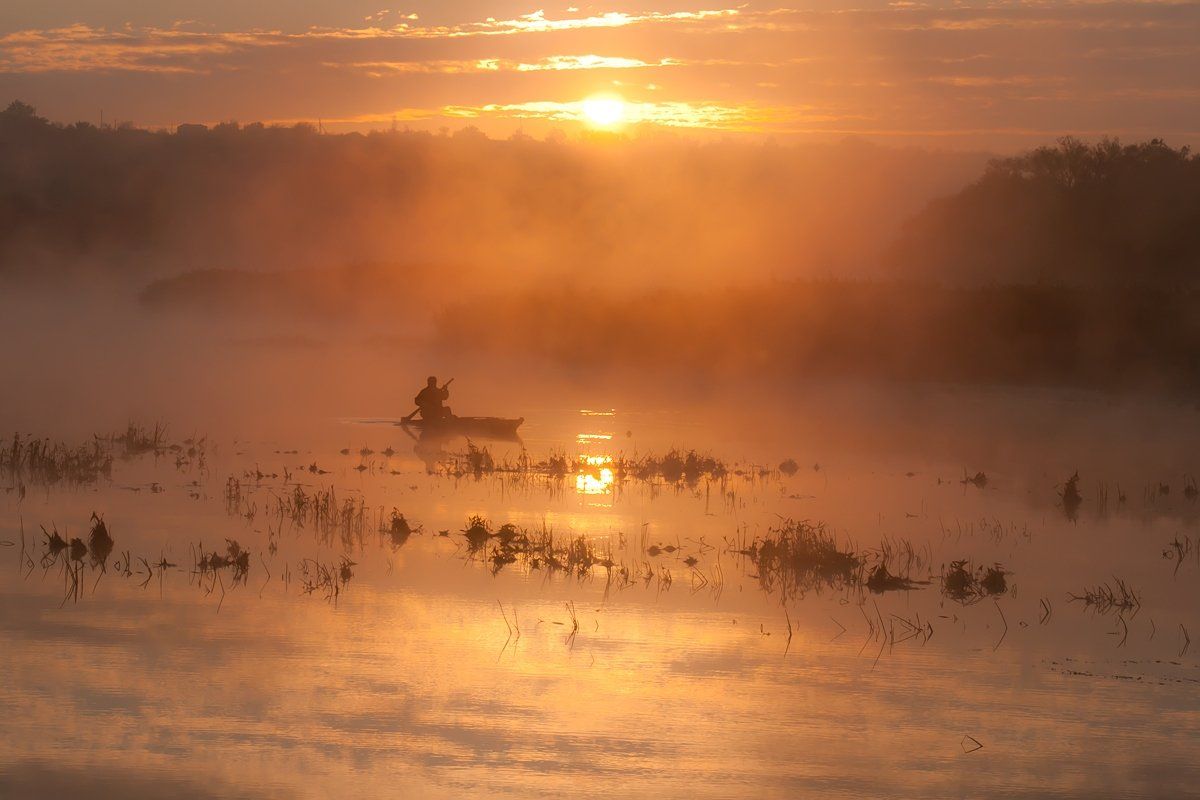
{"left": 399, "top": 416, "right": 524, "bottom": 439}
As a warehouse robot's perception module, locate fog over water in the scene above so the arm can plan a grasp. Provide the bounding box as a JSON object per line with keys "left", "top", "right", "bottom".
{"left": 3, "top": 107, "right": 1200, "bottom": 799}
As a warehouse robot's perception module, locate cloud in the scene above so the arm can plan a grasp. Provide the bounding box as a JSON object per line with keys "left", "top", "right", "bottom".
{"left": 389, "top": 8, "right": 742, "bottom": 39}
{"left": 329, "top": 54, "right": 681, "bottom": 77}
{"left": 0, "top": 8, "right": 741, "bottom": 74}
{"left": 2, "top": 3, "right": 1198, "bottom": 144}
{"left": 440, "top": 99, "right": 831, "bottom": 130}
{"left": 0, "top": 23, "right": 282, "bottom": 74}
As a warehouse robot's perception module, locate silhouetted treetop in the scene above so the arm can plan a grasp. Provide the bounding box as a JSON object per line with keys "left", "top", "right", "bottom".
{"left": 890, "top": 137, "right": 1200, "bottom": 285}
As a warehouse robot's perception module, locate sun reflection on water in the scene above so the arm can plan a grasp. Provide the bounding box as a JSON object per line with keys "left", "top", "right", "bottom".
{"left": 575, "top": 454, "right": 615, "bottom": 495}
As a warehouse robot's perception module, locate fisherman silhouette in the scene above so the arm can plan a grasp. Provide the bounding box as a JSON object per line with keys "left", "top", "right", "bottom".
{"left": 413, "top": 376, "right": 452, "bottom": 421}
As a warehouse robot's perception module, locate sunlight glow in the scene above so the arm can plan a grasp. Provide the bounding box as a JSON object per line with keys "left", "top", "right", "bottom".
{"left": 443, "top": 99, "right": 775, "bottom": 131}
{"left": 575, "top": 455, "right": 616, "bottom": 495}
{"left": 582, "top": 95, "right": 626, "bottom": 128}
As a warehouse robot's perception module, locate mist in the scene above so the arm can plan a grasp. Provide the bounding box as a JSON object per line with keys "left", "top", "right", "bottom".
{"left": 3, "top": 99, "right": 1200, "bottom": 439}
{"left": 0, "top": 100, "right": 985, "bottom": 291}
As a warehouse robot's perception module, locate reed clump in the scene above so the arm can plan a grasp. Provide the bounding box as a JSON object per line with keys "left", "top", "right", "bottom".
{"left": 88, "top": 512, "right": 114, "bottom": 570}
{"left": 193, "top": 539, "right": 251, "bottom": 585}
{"left": 433, "top": 445, "right": 728, "bottom": 488}
{"left": 274, "top": 484, "right": 367, "bottom": 549}
{"left": 2, "top": 433, "right": 113, "bottom": 486}
{"left": 456, "top": 516, "right": 616, "bottom": 579}
{"left": 3, "top": 425, "right": 205, "bottom": 488}
{"left": 1060, "top": 472, "right": 1083, "bottom": 519}
{"left": 942, "top": 560, "right": 1009, "bottom": 604}
{"left": 381, "top": 509, "right": 419, "bottom": 548}
{"left": 1069, "top": 577, "right": 1141, "bottom": 615}
{"left": 740, "top": 519, "right": 860, "bottom": 598}
{"left": 866, "top": 563, "right": 922, "bottom": 593}
{"left": 299, "top": 556, "right": 355, "bottom": 603}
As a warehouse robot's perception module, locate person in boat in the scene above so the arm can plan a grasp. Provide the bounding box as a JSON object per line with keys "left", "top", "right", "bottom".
{"left": 414, "top": 376, "right": 451, "bottom": 422}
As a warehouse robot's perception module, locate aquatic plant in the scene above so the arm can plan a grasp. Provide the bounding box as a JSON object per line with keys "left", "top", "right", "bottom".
{"left": 865, "top": 564, "right": 922, "bottom": 594}
{"left": 961, "top": 471, "right": 988, "bottom": 488}
{"left": 1060, "top": 472, "right": 1083, "bottom": 520}
{"left": 109, "top": 422, "right": 169, "bottom": 458}
{"left": 740, "top": 519, "right": 860, "bottom": 599}
{"left": 88, "top": 512, "right": 114, "bottom": 571}
{"left": 382, "top": 509, "right": 419, "bottom": 548}
{"left": 298, "top": 556, "right": 355, "bottom": 604}
{"left": 193, "top": 539, "right": 251, "bottom": 585}
{"left": 455, "top": 516, "right": 618, "bottom": 581}
{"left": 1069, "top": 578, "right": 1141, "bottom": 616}
{"left": 941, "top": 560, "right": 1009, "bottom": 604}
{"left": 1, "top": 433, "right": 113, "bottom": 486}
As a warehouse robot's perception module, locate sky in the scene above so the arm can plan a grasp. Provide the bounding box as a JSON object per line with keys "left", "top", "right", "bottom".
{"left": 1, "top": 0, "right": 1199, "bottom": 148}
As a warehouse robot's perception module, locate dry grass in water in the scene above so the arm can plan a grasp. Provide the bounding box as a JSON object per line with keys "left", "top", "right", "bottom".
{"left": 739, "top": 519, "right": 861, "bottom": 600}
{"left": 381, "top": 509, "right": 420, "bottom": 548}
{"left": 941, "top": 560, "right": 1009, "bottom": 604}
{"left": 1069, "top": 577, "right": 1141, "bottom": 616}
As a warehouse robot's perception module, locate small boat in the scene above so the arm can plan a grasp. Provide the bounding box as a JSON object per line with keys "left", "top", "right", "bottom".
{"left": 399, "top": 415, "right": 524, "bottom": 439}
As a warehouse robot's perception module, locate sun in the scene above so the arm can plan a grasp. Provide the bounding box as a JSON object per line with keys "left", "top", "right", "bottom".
{"left": 581, "top": 95, "right": 626, "bottom": 128}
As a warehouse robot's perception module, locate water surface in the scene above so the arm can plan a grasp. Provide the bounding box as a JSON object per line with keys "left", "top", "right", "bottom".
{"left": 3, "top": 395, "right": 1199, "bottom": 798}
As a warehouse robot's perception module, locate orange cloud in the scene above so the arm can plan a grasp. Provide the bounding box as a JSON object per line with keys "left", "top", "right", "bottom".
{"left": 0, "top": 23, "right": 282, "bottom": 74}
{"left": 330, "top": 54, "right": 681, "bottom": 76}
{"left": 0, "top": 9, "right": 741, "bottom": 73}
{"left": 3, "top": 3, "right": 1198, "bottom": 146}
{"left": 440, "top": 99, "right": 829, "bottom": 130}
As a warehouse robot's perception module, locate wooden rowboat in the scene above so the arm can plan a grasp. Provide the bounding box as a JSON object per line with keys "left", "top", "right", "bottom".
{"left": 399, "top": 415, "right": 524, "bottom": 439}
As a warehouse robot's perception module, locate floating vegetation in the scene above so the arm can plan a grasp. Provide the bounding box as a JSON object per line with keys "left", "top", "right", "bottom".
{"left": 67, "top": 537, "right": 87, "bottom": 562}
{"left": 1060, "top": 472, "right": 1083, "bottom": 520}
{"left": 382, "top": 509, "right": 419, "bottom": 548}
{"left": 464, "top": 441, "right": 495, "bottom": 475}
{"left": 866, "top": 564, "right": 923, "bottom": 594}
{"left": 273, "top": 484, "right": 367, "bottom": 549}
{"left": 436, "top": 446, "right": 729, "bottom": 488}
{"left": 740, "top": 519, "right": 860, "bottom": 599}
{"left": 942, "top": 560, "right": 1009, "bottom": 604}
{"left": 1069, "top": 578, "right": 1141, "bottom": 616}
{"left": 108, "top": 422, "right": 170, "bottom": 457}
{"left": 778, "top": 458, "right": 799, "bottom": 476}
{"left": 2, "top": 433, "right": 112, "bottom": 486}
{"left": 463, "top": 515, "right": 492, "bottom": 552}
{"left": 871, "top": 535, "right": 929, "bottom": 579}
{"left": 193, "top": 539, "right": 251, "bottom": 586}
{"left": 1162, "top": 535, "right": 1196, "bottom": 575}
{"left": 2, "top": 424, "right": 208, "bottom": 490}
{"left": 299, "top": 556, "right": 355, "bottom": 604}
{"left": 40, "top": 524, "right": 68, "bottom": 567}
{"left": 88, "top": 512, "right": 114, "bottom": 571}
{"left": 961, "top": 470, "right": 988, "bottom": 488}
{"left": 31, "top": 512, "right": 120, "bottom": 604}
{"left": 455, "top": 516, "right": 621, "bottom": 581}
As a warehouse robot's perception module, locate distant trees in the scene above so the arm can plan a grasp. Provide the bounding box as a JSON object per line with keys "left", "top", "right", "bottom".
{"left": 2, "top": 100, "right": 40, "bottom": 121}
{"left": 5, "top": 98, "right": 1197, "bottom": 290}
{"left": 889, "top": 137, "right": 1200, "bottom": 285}
{"left": 0, "top": 99, "right": 982, "bottom": 285}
